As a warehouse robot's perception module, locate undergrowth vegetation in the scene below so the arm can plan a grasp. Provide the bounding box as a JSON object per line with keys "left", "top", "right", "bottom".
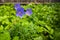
{"left": 0, "top": 3, "right": 60, "bottom": 40}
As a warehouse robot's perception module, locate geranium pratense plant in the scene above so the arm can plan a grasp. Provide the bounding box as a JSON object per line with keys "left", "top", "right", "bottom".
{"left": 14, "top": 3, "right": 32, "bottom": 18}
{"left": 14, "top": 3, "right": 25, "bottom": 18}
{"left": 16, "top": 7, "right": 25, "bottom": 18}
{"left": 14, "top": 4, "right": 21, "bottom": 10}
{"left": 25, "top": 8, "right": 32, "bottom": 16}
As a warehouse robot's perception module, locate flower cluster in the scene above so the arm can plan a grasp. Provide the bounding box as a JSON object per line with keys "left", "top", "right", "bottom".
{"left": 14, "top": 4, "right": 32, "bottom": 18}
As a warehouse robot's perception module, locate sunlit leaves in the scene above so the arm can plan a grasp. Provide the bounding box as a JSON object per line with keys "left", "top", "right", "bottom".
{"left": 0, "top": 3, "right": 59, "bottom": 40}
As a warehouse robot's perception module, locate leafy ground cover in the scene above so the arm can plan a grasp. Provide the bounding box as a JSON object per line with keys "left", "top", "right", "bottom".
{"left": 0, "top": 3, "right": 60, "bottom": 40}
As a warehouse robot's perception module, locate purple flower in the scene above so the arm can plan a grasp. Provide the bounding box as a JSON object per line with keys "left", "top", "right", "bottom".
{"left": 14, "top": 4, "right": 21, "bottom": 10}
{"left": 14, "top": 4, "right": 32, "bottom": 18}
{"left": 25, "top": 8, "right": 32, "bottom": 16}
{"left": 16, "top": 7, "right": 25, "bottom": 18}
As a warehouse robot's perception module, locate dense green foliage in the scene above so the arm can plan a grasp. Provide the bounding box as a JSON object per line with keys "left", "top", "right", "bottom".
{"left": 0, "top": 3, "right": 60, "bottom": 40}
